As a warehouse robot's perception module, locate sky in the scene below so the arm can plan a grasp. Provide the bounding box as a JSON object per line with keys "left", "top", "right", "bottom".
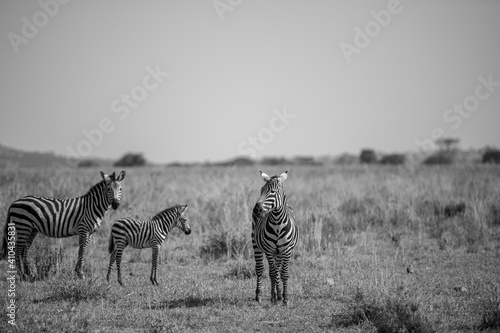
{"left": 0, "top": 0, "right": 499, "bottom": 164}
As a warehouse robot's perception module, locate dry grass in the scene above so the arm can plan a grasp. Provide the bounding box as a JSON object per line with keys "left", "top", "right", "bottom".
{"left": 0, "top": 164, "right": 500, "bottom": 332}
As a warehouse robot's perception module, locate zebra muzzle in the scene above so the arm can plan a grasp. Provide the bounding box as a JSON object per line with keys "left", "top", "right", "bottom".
{"left": 111, "top": 200, "right": 120, "bottom": 210}
{"left": 254, "top": 202, "right": 266, "bottom": 217}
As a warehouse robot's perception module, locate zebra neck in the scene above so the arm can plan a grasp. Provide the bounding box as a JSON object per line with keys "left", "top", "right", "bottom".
{"left": 268, "top": 203, "right": 288, "bottom": 225}
{"left": 153, "top": 213, "right": 175, "bottom": 235}
{"left": 83, "top": 181, "right": 111, "bottom": 218}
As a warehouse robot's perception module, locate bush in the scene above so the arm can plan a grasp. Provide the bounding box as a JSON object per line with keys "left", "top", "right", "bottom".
{"left": 114, "top": 153, "right": 146, "bottom": 167}
{"left": 77, "top": 159, "right": 99, "bottom": 168}
{"left": 359, "top": 149, "right": 377, "bottom": 164}
{"left": 423, "top": 153, "right": 453, "bottom": 165}
{"left": 482, "top": 149, "right": 500, "bottom": 164}
{"left": 261, "top": 156, "right": 289, "bottom": 165}
{"left": 379, "top": 154, "right": 406, "bottom": 165}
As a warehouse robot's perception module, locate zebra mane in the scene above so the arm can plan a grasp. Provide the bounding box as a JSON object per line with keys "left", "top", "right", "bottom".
{"left": 83, "top": 180, "right": 106, "bottom": 197}
{"left": 151, "top": 205, "right": 181, "bottom": 221}
{"left": 263, "top": 175, "right": 283, "bottom": 189}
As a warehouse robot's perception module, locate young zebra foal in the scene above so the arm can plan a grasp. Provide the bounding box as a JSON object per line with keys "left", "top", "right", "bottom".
{"left": 106, "top": 204, "right": 191, "bottom": 286}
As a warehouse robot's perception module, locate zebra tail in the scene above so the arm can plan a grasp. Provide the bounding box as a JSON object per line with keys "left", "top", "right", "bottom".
{"left": 1, "top": 211, "right": 11, "bottom": 259}
{"left": 108, "top": 234, "right": 115, "bottom": 254}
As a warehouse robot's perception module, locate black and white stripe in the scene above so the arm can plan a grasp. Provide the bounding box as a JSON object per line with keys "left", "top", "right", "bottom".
{"left": 252, "top": 170, "right": 299, "bottom": 305}
{"left": 106, "top": 204, "right": 191, "bottom": 286}
{"left": 1, "top": 171, "right": 126, "bottom": 280}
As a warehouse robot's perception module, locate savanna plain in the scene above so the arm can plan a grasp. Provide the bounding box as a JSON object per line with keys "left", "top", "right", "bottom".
{"left": 1, "top": 164, "right": 500, "bottom": 332}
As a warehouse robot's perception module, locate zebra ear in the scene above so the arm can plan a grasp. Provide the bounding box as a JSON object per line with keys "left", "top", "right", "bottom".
{"left": 116, "top": 170, "right": 126, "bottom": 182}
{"left": 178, "top": 204, "right": 188, "bottom": 214}
{"left": 259, "top": 169, "right": 271, "bottom": 182}
{"left": 279, "top": 170, "right": 288, "bottom": 182}
{"left": 100, "top": 171, "right": 111, "bottom": 183}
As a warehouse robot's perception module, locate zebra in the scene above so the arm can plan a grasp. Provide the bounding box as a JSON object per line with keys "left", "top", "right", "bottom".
{"left": 252, "top": 170, "right": 299, "bottom": 305}
{"left": 1, "top": 170, "right": 126, "bottom": 280}
{"left": 106, "top": 204, "right": 191, "bottom": 286}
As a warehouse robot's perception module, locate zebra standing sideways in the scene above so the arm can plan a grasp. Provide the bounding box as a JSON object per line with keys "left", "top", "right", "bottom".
{"left": 106, "top": 204, "right": 191, "bottom": 286}
{"left": 252, "top": 170, "right": 299, "bottom": 305}
{"left": 1, "top": 171, "right": 126, "bottom": 280}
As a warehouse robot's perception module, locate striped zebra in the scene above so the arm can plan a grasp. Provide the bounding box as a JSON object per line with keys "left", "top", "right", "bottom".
{"left": 252, "top": 170, "right": 299, "bottom": 305}
{"left": 1, "top": 171, "right": 126, "bottom": 280}
{"left": 106, "top": 204, "right": 191, "bottom": 286}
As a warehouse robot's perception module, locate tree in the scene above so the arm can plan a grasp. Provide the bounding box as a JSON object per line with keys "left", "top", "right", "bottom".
{"left": 482, "top": 148, "right": 500, "bottom": 164}
{"left": 423, "top": 137, "right": 459, "bottom": 165}
{"left": 379, "top": 154, "right": 406, "bottom": 165}
{"left": 359, "top": 149, "right": 377, "bottom": 164}
{"left": 435, "top": 137, "right": 460, "bottom": 154}
{"left": 114, "top": 153, "right": 146, "bottom": 167}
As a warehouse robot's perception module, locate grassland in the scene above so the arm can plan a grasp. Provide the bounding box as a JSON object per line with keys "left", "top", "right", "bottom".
{"left": 1, "top": 164, "right": 500, "bottom": 332}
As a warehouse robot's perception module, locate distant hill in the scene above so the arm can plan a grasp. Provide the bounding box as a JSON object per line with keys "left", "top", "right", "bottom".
{"left": 0, "top": 144, "right": 113, "bottom": 169}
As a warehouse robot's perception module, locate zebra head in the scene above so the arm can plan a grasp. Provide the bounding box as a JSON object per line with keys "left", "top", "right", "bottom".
{"left": 100, "top": 171, "right": 126, "bottom": 210}
{"left": 174, "top": 204, "right": 191, "bottom": 235}
{"left": 254, "top": 170, "right": 288, "bottom": 218}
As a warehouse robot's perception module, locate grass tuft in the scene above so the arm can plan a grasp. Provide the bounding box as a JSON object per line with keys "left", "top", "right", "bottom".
{"left": 45, "top": 273, "right": 109, "bottom": 303}
{"left": 200, "top": 231, "right": 251, "bottom": 260}
{"left": 479, "top": 286, "right": 500, "bottom": 330}
{"left": 24, "top": 237, "right": 65, "bottom": 281}
{"left": 334, "top": 289, "right": 435, "bottom": 333}
{"left": 224, "top": 260, "right": 256, "bottom": 279}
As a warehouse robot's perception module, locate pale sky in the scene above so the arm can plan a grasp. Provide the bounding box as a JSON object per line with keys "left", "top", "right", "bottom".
{"left": 1, "top": 0, "right": 499, "bottom": 163}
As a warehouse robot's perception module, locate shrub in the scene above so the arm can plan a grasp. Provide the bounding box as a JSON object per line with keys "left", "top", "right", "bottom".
{"left": 114, "top": 153, "right": 146, "bottom": 167}
{"left": 261, "top": 156, "right": 289, "bottom": 165}
{"left": 334, "top": 153, "right": 357, "bottom": 165}
{"left": 77, "top": 159, "right": 99, "bottom": 168}
{"left": 433, "top": 201, "right": 467, "bottom": 218}
{"left": 423, "top": 153, "right": 453, "bottom": 165}
{"left": 359, "top": 149, "right": 377, "bottom": 164}
{"left": 379, "top": 154, "right": 406, "bottom": 165}
{"left": 482, "top": 148, "right": 500, "bottom": 164}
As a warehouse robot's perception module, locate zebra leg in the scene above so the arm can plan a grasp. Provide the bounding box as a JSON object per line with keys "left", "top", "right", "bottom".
{"left": 266, "top": 255, "right": 278, "bottom": 304}
{"left": 75, "top": 233, "right": 90, "bottom": 279}
{"left": 280, "top": 257, "right": 291, "bottom": 305}
{"left": 15, "top": 242, "right": 28, "bottom": 281}
{"left": 106, "top": 250, "right": 117, "bottom": 284}
{"left": 115, "top": 244, "right": 126, "bottom": 286}
{"left": 21, "top": 228, "right": 38, "bottom": 280}
{"left": 275, "top": 257, "right": 283, "bottom": 302}
{"left": 253, "top": 246, "right": 264, "bottom": 303}
{"left": 150, "top": 244, "right": 160, "bottom": 286}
